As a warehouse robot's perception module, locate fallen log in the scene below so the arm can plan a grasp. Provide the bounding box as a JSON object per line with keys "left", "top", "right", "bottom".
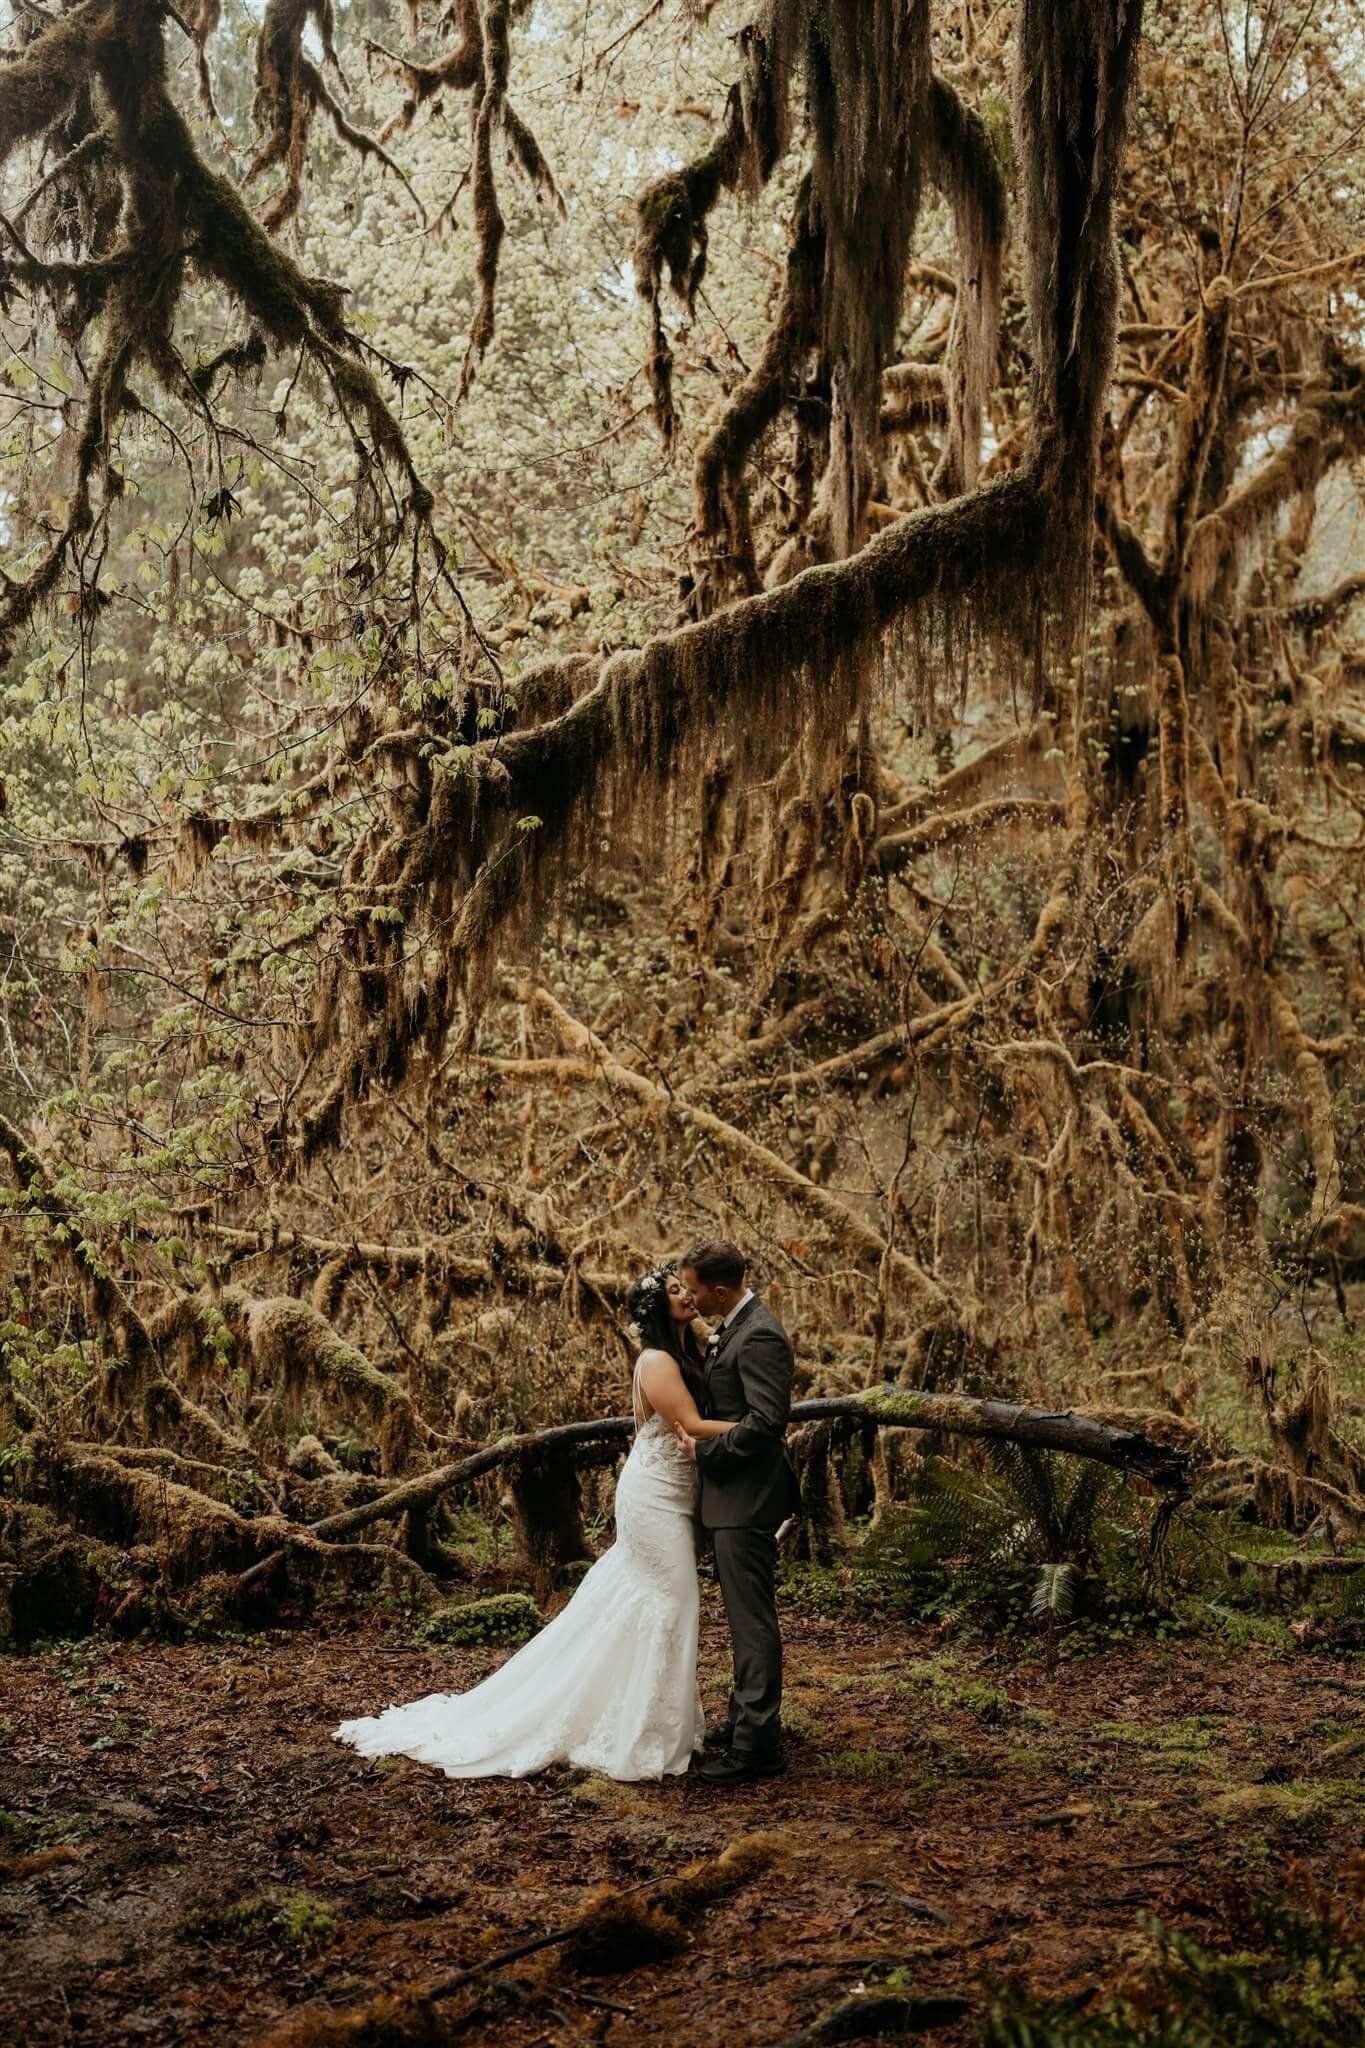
{"left": 765, "top": 1990, "right": 975, "bottom": 2047}
{"left": 29, "top": 1443, "right": 440, "bottom": 1604}
{"left": 257, "top": 1834, "right": 784, "bottom": 2047}
{"left": 797, "top": 1389, "right": 1193, "bottom": 1490}
{"left": 237, "top": 1385, "right": 1191, "bottom": 1595}
{"left": 1227, "top": 1550, "right": 1365, "bottom": 1604}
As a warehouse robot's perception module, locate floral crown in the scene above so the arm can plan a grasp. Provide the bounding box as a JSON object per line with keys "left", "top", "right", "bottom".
{"left": 625, "top": 1261, "right": 674, "bottom": 1335}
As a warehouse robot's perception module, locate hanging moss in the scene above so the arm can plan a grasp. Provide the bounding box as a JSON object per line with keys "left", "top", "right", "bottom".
{"left": 690, "top": 176, "right": 825, "bottom": 614}
{"left": 270, "top": 5, "right": 1155, "bottom": 1183}
{"left": 0, "top": 0, "right": 105, "bottom": 158}
{"left": 0, "top": 0, "right": 441, "bottom": 661}
{"left": 35, "top": 1444, "right": 271, "bottom": 1584}
{"left": 0, "top": 1501, "right": 126, "bottom": 1646}
{"left": 633, "top": 0, "right": 798, "bottom": 445}
{"left": 926, "top": 76, "right": 1007, "bottom": 494}
{"left": 1013, "top": 0, "right": 1143, "bottom": 634}
{"left": 246, "top": 0, "right": 417, "bottom": 231}
{"left": 367, "top": 0, "right": 480, "bottom": 137}
{"left": 791, "top": 1419, "right": 848, "bottom": 1564}
{"left": 218, "top": 1287, "right": 423, "bottom": 1473}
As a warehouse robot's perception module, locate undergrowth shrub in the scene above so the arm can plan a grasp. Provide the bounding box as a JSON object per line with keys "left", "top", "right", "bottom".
{"left": 852, "top": 1445, "right": 1137, "bottom": 1653}
{"left": 984, "top": 1856, "right": 1365, "bottom": 2046}
{"left": 416, "top": 1592, "right": 543, "bottom": 1646}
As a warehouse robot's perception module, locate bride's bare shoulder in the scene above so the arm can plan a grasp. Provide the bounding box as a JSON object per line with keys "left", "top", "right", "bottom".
{"left": 636, "top": 1348, "right": 687, "bottom": 1392}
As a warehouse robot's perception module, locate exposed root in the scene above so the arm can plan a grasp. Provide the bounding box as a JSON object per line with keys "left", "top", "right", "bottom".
{"left": 255, "top": 1833, "right": 789, "bottom": 2045}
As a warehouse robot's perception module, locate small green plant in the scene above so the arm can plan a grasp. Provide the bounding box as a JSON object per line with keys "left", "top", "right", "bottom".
{"left": 897, "top": 1658, "right": 1019, "bottom": 1723}
{"left": 776, "top": 1559, "right": 858, "bottom": 1615}
{"left": 984, "top": 1861, "right": 1365, "bottom": 2046}
{"left": 1094, "top": 1715, "right": 1221, "bottom": 1775}
{"left": 1033, "top": 1561, "right": 1081, "bottom": 1668}
{"left": 0, "top": 1807, "right": 86, "bottom": 1853}
{"left": 827, "top": 1747, "right": 899, "bottom": 1783}
{"left": 190, "top": 1895, "right": 272, "bottom": 1939}
{"left": 853, "top": 1512, "right": 943, "bottom": 1615}
{"left": 871, "top": 1445, "right": 1137, "bottom": 1646}
{"left": 276, "top": 1892, "right": 338, "bottom": 1946}
{"left": 190, "top": 1890, "right": 338, "bottom": 1945}
{"left": 780, "top": 1697, "right": 826, "bottom": 1743}
{"left": 417, "top": 1592, "right": 544, "bottom": 1647}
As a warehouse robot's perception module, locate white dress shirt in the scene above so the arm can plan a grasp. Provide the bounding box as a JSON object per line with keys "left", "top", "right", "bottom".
{"left": 707, "top": 1288, "right": 754, "bottom": 1347}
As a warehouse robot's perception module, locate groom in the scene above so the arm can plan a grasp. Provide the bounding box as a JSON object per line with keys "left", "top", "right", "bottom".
{"left": 675, "top": 1239, "right": 801, "bottom": 1784}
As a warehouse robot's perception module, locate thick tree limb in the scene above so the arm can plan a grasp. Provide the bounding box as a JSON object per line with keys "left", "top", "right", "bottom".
{"left": 876, "top": 796, "right": 1065, "bottom": 873}
{"left": 1189, "top": 354, "right": 1365, "bottom": 594}
{"left": 877, "top": 724, "right": 1060, "bottom": 835}
{"left": 297, "top": 468, "right": 1046, "bottom": 1160}
{"left": 880, "top": 361, "right": 948, "bottom": 433}
{"left": 235, "top": 1387, "right": 1195, "bottom": 1594}
{"left": 1273, "top": 571, "right": 1365, "bottom": 632}
{"left": 197, "top": 1222, "right": 629, "bottom": 1300}
{"left": 1096, "top": 488, "right": 1168, "bottom": 623}
{"left": 488, "top": 980, "right": 947, "bottom": 1304}
{"left": 242, "top": 1385, "right": 1191, "bottom": 1585}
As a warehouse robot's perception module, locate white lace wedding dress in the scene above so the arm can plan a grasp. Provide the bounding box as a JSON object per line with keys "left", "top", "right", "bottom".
{"left": 332, "top": 1371, "right": 705, "bottom": 1781}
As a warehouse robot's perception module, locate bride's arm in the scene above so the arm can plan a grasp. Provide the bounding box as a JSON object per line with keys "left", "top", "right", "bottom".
{"left": 637, "top": 1353, "right": 735, "bottom": 1438}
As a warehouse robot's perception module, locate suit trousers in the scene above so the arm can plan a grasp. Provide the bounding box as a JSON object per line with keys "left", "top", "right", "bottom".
{"left": 712, "top": 1525, "right": 782, "bottom": 1756}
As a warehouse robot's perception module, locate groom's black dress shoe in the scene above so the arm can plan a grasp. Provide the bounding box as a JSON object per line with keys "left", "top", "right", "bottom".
{"left": 703, "top": 1721, "right": 734, "bottom": 1751}
{"left": 696, "top": 1746, "right": 785, "bottom": 1785}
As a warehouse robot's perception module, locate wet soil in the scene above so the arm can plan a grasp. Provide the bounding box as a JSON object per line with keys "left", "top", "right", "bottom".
{"left": 3, "top": 1599, "right": 1363, "bottom": 2046}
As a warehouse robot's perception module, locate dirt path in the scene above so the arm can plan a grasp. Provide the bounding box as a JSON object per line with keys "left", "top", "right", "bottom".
{"left": 3, "top": 1602, "right": 1362, "bottom": 2046}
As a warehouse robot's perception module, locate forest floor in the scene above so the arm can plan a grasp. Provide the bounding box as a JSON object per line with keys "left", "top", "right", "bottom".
{"left": 2, "top": 1595, "right": 1363, "bottom": 2048}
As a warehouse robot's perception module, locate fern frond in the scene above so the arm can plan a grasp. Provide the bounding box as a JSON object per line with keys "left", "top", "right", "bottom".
{"left": 1030, "top": 1560, "right": 1080, "bottom": 1620}
{"left": 987, "top": 1438, "right": 1066, "bottom": 1555}
{"left": 1057, "top": 1458, "right": 1120, "bottom": 1557}
{"left": 907, "top": 1458, "right": 1027, "bottom": 1566}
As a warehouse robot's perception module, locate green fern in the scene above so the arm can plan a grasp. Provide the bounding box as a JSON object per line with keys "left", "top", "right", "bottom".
{"left": 1340, "top": 1566, "right": 1365, "bottom": 1619}
{"left": 1031, "top": 1561, "right": 1080, "bottom": 1621}
{"left": 874, "top": 1445, "right": 1133, "bottom": 1641}
{"left": 985, "top": 1438, "right": 1121, "bottom": 1562}
{"left": 902, "top": 1456, "right": 1029, "bottom": 1567}
{"left": 985, "top": 1875, "right": 1365, "bottom": 2045}
{"left": 1031, "top": 1559, "right": 1080, "bottom": 1669}
{"left": 908, "top": 1445, "right": 1122, "bottom": 1571}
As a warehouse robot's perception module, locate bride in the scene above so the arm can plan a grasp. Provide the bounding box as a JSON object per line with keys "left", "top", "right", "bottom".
{"left": 332, "top": 1264, "right": 735, "bottom": 1781}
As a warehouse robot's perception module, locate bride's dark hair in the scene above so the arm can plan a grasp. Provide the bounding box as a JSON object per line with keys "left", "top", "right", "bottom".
{"left": 626, "top": 1263, "right": 705, "bottom": 1386}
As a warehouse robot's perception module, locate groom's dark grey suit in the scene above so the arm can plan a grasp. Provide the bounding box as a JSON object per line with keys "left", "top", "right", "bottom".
{"left": 696, "top": 1296, "right": 801, "bottom": 1757}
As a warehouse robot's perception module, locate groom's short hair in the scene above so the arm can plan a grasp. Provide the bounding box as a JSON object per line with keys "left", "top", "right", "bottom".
{"left": 680, "top": 1238, "right": 746, "bottom": 1289}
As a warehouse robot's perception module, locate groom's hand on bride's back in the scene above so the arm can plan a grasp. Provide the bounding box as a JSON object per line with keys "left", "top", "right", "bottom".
{"left": 674, "top": 1422, "right": 698, "bottom": 1459}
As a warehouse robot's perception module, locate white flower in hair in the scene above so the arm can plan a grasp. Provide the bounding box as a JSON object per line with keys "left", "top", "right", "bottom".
{"left": 628, "top": 1265, "right": 673, "bottom": 1325}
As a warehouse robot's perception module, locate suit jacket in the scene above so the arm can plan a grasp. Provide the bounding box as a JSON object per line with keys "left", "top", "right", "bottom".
{"left": 696, "top": 1297, "right": 801, "bottom": 1531}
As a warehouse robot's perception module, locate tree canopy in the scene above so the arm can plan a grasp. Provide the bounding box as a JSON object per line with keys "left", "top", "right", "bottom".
{"left": 3, "top": 0, "right": 1365, "bottom": 1602}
